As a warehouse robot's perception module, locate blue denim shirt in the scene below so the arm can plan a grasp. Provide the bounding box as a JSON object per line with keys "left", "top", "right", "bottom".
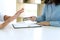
{"left": 0, "top": 13, "right": 4, "bottom": 21}
{"left": 36, "top": 4, "right": 60, "bottom": 27}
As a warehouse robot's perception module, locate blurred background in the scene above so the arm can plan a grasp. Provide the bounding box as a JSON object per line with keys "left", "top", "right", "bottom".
{"left": 16, "top": 0, "right": 45, "bottom": 22}
{"left": 0, "top": 0, "right": 60, "bottom": 40}
{"left": 0, "top": 0, "right": 45, "bottom": 22}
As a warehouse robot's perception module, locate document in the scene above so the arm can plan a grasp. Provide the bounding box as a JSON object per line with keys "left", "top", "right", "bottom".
{"left": 12, "top": 20, "right": 41, "bottom": 29}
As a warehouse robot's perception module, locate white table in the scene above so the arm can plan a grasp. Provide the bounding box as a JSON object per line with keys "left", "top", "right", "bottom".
{"left": 0, "top": 24, "right": 42, "bottom": 40}
{"left": 42, "top": 26, "right": 60, "bottom": 40}
{"left": 0, "top": 23, "right": 60, "bottom": 40}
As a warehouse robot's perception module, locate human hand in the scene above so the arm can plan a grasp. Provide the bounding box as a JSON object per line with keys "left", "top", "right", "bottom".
{"left": 6, "top": 8, "right": 24, "bottom": 22}
{"left": 0, "top": 8, "right": 24, "bottom": 29}
{"left": 37, "top": 21, "right": 50, "bottom": 26}
{"left": 27, "top": 16, "right": 36, "bottom": 21}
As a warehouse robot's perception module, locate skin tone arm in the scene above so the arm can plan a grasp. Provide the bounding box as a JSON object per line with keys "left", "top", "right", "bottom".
{"left": 37, "top": 21, "right": 50, "bottom": 26}
{"left": 28, "top": 16, "right": 50, "bottom": 26}
{"left": 4, "top": 15, "right": 11, "bottom": 21}
{"left": 0, "top": 8, "right": 24, "bottom": 29}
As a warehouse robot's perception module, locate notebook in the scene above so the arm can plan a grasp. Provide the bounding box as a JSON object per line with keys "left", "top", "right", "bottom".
{"left": 12, "top": 20, "right": 41, "bottom": 29}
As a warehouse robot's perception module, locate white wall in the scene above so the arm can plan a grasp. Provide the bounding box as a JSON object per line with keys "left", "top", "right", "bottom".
{"left": 0, "top": 0, "right": 16, "bottom": 16}
{"left": 22, "top": 4, "right": 37, "bottom": 17}
{"left": 0, "top": 0, "right": 16, "bottom": 23}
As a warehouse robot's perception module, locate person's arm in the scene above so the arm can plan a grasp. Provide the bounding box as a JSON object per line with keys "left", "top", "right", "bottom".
{"left": 37, "top": 21, "right": 50, "bottom": 26}
{"left": 37, "top": 21, "right": 60, "bottom": 27}
{"left": 50, "top": 21, "right": 60, "bottom": 27}
{"left": 28, "top": 4, "right": 47, "bottom": 22}
{"left": 0, "top": 8, "right": 24, "bottom": 29}
{"left": 4, "top": 15, "right": 11, "bottom": 21}
{"left": 36, "top": 4, "right": 47, "bottom": 22}
{"left": 0, "top": 20, "right": 11, "bottom": 29}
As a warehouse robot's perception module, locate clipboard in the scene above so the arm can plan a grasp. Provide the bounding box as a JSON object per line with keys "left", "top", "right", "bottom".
{"left": 12, "top": 20, "right": 41, "bottom": 29}
{"left": 12, "top": 24, "right": 41, "bottom": 29}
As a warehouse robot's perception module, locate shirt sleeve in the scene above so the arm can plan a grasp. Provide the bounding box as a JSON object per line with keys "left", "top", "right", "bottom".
{"left": 36, "top": 4, "right": 47, "bottom": 22}
{"left": 0, "top": 13, "right": 5, "bottom": 21}
{"left": 50, "top": 21, "right": 60, "bottom": 27}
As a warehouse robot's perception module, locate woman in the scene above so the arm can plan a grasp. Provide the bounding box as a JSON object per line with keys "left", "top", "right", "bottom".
{"left": 29, "top": 0, "right": 60, "bottom": 27}
{"left": 0, "top": 8, "right": 24, "bottom": 29}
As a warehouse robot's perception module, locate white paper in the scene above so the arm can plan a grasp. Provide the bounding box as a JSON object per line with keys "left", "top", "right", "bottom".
{"left": 12, "top": 20, "right": 41, "bottom": 28}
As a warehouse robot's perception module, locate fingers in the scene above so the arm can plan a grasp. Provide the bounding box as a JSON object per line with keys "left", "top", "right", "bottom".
{"left": 14, "top": 8, "right": 24, "bottom": 17}
{"left": 18, "top": 8, "right": 24, "bottom": 13}
{"left": 29, "top": 16, "right": 36, "bottom": 21}
{"left": 6, "top": 8, "right": 24, "bottom": 23}
{"left": 15, "top": 8, "right": 24, "bottom": 15}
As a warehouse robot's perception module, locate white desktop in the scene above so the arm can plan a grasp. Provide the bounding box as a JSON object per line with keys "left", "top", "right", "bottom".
{"left": 0, "top": 21, "right": 42, "bottom": 40}
{"left": 0, "top": 21, "right": 60, "bottom": 40}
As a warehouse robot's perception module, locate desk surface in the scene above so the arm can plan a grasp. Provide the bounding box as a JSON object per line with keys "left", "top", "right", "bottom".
{"left": 0, "top": 23, "right": 43, "bottom": 40}
{"left": 41, "top": 26, "right": 60, "bottom": 40}
{"left": 0, "top": 24, "right": 34, "bottom": 40}
{"left": 0, "top": 24, "right": 60, "bottom": 40}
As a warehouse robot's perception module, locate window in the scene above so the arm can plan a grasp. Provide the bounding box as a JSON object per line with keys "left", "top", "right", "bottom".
{"left": 21, "top": 4, "right": 37, "bottom": 17}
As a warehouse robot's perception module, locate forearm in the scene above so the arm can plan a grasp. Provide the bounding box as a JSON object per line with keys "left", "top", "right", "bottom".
{"left": 50, "top": 21, "right": 60, "bottom": 27}
{"left": 37, "top": 21, "right": 50, "bottom": 26}
{"left": 4, "top": 15, "right": 11, "bottom": 21}
{"left": 0, "top": 8, "right": 24, "bottom": 29}
{"left": 0, "top": 16, "right": 13, "bottom": 29}
{"left": 0, "top": 15, "right": 11, "bottom": 29}
{"left": 0, "top": 20, "right": 10, "bottom": 29}
{"left": 36, "top": 16, "right": 45, "bottom": 22}
{"left": 37, "top": 21, "right": 60, "bottom": 27}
